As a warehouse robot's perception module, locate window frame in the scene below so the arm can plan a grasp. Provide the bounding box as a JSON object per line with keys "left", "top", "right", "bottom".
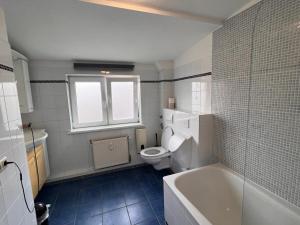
{"left": 68, "top": 75, "right": 108, "bottom": 129}
{"left": 106, "top": 76, "right": 140, "bottom": 125}
{"left": 66, "top": 74, "right": 141, "bottom": 131}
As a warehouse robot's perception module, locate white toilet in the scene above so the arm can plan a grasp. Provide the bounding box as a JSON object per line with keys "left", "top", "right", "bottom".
{"left": 140, "top": 127, "right": 188, "bottom": 170}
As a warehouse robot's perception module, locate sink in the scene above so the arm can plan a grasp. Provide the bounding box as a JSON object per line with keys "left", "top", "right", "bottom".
{"left": 23, "top": 128, "right": 48, "bottom": 149}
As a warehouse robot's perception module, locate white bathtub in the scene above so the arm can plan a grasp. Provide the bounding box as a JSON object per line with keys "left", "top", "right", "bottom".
{"left": 163, "top": 163, "right": 300, "bottom": 225}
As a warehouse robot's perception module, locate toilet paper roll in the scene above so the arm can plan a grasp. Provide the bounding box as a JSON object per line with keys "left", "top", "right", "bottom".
{"left": 136, "top": 128, "right": 147, "bottom": 153}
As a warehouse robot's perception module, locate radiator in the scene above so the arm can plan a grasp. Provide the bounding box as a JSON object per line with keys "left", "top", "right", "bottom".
{"left": 91, "top": 136, "right": 130, "bottom": 169}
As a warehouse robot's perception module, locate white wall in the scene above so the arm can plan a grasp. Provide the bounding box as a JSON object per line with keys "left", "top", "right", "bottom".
{"left": 164, "top": 33, "right": 213, "bottom": 172}
{"left": 0, "top": 79, "right": 37, "bottom": 225}
{"left": 174, "top": 34, "right": 212, "bottom": 113}
{"left": 0, "top": 8, "right": 36, "bottom": 225}
{"left": 155, "top": 60, "right": 174, "bottom": 111}
{"left": 21, "top": 60, "right": 161, "bottom": 181}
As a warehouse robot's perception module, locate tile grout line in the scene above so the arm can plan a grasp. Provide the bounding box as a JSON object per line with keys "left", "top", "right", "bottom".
{"left": 125, "top": 204, "right": 133, "bottom": 225}
{"left": 139, "top": 177, "right": 162, "bottom": 225}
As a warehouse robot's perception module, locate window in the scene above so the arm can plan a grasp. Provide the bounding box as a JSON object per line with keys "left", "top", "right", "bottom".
{"left": 191, "top": 76, "right": 211, "bottom": 114}
{"left": 67, "top": 75, "right": 141, "bottom": 130}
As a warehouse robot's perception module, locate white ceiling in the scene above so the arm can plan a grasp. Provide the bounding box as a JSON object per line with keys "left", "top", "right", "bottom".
{"left": 119, "top": 0, "right": 250, "bottom": 19}
{"left": 0, "top": 0, "right": 251, "bottom": 63}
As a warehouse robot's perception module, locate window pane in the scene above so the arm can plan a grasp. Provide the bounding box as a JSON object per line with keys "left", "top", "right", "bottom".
{"left": 75, "top": 82, "right": 103, "bottom": 124}
{"left": 111, "top": 82, "right": 134, "bottom": 120}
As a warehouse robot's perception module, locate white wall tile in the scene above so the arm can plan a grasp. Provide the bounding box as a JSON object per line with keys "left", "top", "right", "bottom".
{"left": 0, "top": 11, "right": 35, "bottom": 224}
{"left": 0, "top": 97, "right": 8, "bottom": 124}
{"left": 0, "top": 81, "right": 36, "bottom": 225}
{"left": 0, "top": 215, "right": 8, "bottom": 225}
{"left": 0, "top": 84, "right": 4, "bottom": 96}
{"left": 5, "top": 96, "right": 21, "bottom": 121}
{"left": 2, "top": 173, "right": 22, "bottom": 215}
{"left": 2, "top": 82, "right": 17, "bottom": 96}
{"left": 6, "top": 196, "right": 27, "bottom": 225}
{"left": 0, "top": 185, "right": 6, "bottom": 220}
{"left": 173, "top": 34, "right": 212, "bottom": 114}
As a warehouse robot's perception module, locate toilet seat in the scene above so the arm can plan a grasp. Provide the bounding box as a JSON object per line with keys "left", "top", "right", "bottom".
{"left": 140, "top": 127, "right": 188, "bottom": 170}
{"left": 140, "top": 147, "right": 169, "bottom": 159}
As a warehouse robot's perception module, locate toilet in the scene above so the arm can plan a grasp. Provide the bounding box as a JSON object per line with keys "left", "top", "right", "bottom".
{"left": 140, "top": 127, "right": 188, "bottom": 170}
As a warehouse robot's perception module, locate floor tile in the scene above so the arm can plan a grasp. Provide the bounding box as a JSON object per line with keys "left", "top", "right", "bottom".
{"left": 143, "top": 185, "right": 163, "bottom": 202}
{"left": 139, "top": 174, "right": 158, "bottom": 186}
{"left": 38, "top": 166, "right": 171, "bottom": 225}
{"left": 101, "top": 180, "right": 123, "bottom": 195}
{"left": 49, "top": 207, "right": 76, "bottom": 225}
{"left": 81, "top": 173, "right": 115, "bottom": 188}
{"left": 77, "top": 202, "right": 102, "bottom": 217}
{"left": 127, "top": 202, "right": 156, "bottom": 225}
{"left": 77, "top": 187, "right": 102, "bottom": 205}
{"left": 157, "top": 215, "right": 165, "bottom": 225}
{"left": 55, "top": 190, "right": 79, "bottom": 208}
{"left": 57, "top": 181, "right": 82, "bottom": 194}
{"left": 136, "top": 218, "right": 160, "bottom": 225}
{"left": 102, "top": 192, "right": 126, "bottom": 213}
{"left": 75, "top": 212, "right": 102, "bottom": 225}
{"left": 124, "top": 188, "right": 146, "bottom": 205}
{"left": 102, "top": 207, "right": 131, "bottom": 225}
{"left": 150, "top": 198, "right": 164, "bottom": 217}
{"left": 36, "top": 187, "right": 58, "bottom": 205}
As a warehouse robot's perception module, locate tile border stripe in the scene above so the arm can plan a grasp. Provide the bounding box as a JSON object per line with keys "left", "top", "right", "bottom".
{"left": 0, "top": 64, "right": 13, "bottom": 72}
{"left": 141, "top": 72, "right": 212, "bottom": 83}
{"left": 30, "top": 80, "right": 68, "bottom": 83}
{"left": 30, "top": 72, "right": 212, "bottom": 84}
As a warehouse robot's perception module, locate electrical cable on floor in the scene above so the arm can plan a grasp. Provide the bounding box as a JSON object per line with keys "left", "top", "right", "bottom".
{"left": 4, "top": 161, "right": 35, "bottom": 213}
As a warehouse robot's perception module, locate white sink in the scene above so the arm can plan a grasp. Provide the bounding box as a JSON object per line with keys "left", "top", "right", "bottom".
{"left": 23, "top": 128, "right": 48, "bottom": 149}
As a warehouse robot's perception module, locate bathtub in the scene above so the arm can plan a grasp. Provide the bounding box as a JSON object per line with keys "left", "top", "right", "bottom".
{"left": 163, "top": 163, "right": 300, "bottom": 225}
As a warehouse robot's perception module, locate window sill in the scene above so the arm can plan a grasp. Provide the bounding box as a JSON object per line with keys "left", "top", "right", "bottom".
{"left": 68, "top": 123, "right": 144, "bottom": 134}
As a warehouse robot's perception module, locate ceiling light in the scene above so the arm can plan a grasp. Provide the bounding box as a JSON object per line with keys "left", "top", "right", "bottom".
{"left": 101, "top": 70, "right": 110, "bottom": 74}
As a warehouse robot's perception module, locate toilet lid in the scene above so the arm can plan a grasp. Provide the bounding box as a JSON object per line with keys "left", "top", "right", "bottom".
{"left": 161, "top": 127, "right": 173, "bottom": 149}
{"left": 168, "top": 134, "right": 186, "bottom": 152}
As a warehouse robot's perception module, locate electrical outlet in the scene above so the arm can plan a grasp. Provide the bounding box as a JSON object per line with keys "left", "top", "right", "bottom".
{"left": 0, "top": 157, "right": 7, "bottom": 171}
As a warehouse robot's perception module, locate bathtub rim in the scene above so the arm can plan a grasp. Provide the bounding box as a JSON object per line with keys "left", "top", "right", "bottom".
{"left": 163, "top": 163, "right": 300, "bottom": 225}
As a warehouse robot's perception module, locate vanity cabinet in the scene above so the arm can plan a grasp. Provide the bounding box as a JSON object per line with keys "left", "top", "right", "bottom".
{"left": 27, "top": 144, "right": 47, "bottom": 198}
{"left": 36, "top": 145, "right": 47, "bottom": 189}
{"left": 27, "top": 151, "right": 39, "bottom": 198}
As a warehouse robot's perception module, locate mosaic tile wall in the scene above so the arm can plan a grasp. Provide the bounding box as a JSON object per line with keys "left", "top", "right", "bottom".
{"left": 212, "top": 0, "right": 300, "bottom": 207}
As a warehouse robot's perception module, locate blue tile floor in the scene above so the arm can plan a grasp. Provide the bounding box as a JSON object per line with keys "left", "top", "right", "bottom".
{"left": 36, "top": 165, "right": 172, "bottom": 225}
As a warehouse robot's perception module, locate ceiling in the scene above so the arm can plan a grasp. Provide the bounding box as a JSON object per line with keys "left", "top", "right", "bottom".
{"left": 0, "top": 0, "right": 251, "bottom": 63}
{"left": 116, "top": 0, "right": 250, "bottom": 20}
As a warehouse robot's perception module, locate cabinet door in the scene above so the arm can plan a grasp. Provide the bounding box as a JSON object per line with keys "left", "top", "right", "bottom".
{"left": 27, "top": 153, "right": 39, "bottom": 198}
{"left": 36, "top": 145, "right": 47, "bottom": 190}
{"left": 13, "top": 59, "right": 33, "bottom": 113}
